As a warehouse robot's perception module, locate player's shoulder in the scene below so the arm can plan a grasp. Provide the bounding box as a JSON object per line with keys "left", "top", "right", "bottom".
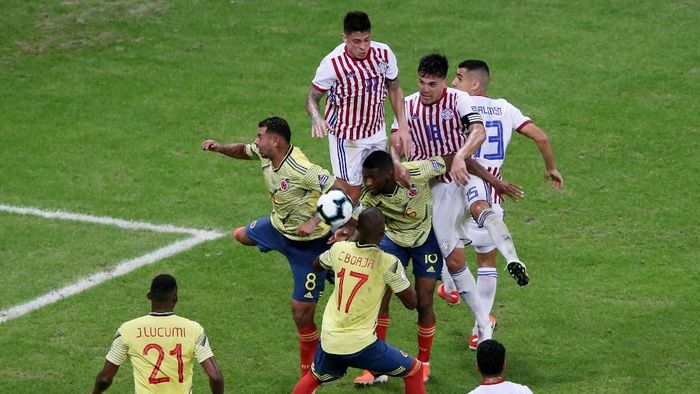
{"left": 321, "top": 42, "right": 348, "bottom": 61}
{"left": 285, "top": 146, "right": 314, "bottom": 173}
{"left": 448, "top": 87, "right": 471, "bottom": 99}
{"left": 370, "top": 40, "right": 392, "bottom": 52}
{"left": 493, "top": 96, "right": 520, "bottom": 111}
{"left": 405, "top": 91, "right": 421, "bottom": 102}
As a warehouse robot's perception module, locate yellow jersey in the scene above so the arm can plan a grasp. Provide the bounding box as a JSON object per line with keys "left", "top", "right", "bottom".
{"left": 357, "top": 157, "right": 446, "bottom": 247}
{"left": 105, "top": 313, "right": 214, "bottom": 394}
{"left": 245, "top": 144, "right": 333, "bottom": 241}
{"left": 319, "top": 241, "right": 411, "bottom": 355}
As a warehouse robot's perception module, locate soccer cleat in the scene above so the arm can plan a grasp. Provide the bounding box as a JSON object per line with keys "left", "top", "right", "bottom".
{"left": 470, "top": 315, "right": 497, "bottom": 350}
{"left": 437, "top": 284, "right": 460, "bottom": 305}
{"left": 353, "top": 370, "right": 388, "bottom": 385}
{"left": 506, "top": 261, "right": 530, "bottom": 287}
{"left": 422, "top": 362, "right": 431, "bottom": 383}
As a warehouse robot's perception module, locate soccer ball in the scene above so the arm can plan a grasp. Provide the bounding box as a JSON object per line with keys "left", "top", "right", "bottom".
{"left": 316, "top": 189, "right": 353, "bottom": 227}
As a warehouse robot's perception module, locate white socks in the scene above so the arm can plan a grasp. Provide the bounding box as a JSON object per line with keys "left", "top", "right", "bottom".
{"left": 450, "top": 267, "right": 491, "bottom": 331}
{"left": 478, "top": 209, "right": 520, "bottom": 263}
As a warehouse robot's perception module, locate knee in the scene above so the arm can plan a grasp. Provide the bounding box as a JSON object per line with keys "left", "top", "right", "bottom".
{"left": 232, "top": 227, "right": 246, "bottom": 243}
{"left": 292, "top": 304, "right": 316, "bottom": 327}
{"left": 470, "top": 201, "right": 490, "bottom": 220}
{"left": 445, "top": 255, "right": 465, "bottom": 272}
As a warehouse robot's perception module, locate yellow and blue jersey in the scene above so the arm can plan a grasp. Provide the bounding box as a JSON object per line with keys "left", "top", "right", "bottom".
{"left": 245, "top": 144, "right": 333, "bottom": 241}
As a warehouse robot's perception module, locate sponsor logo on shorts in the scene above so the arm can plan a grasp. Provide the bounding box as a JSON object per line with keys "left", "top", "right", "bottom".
{"left": 249, "top": 220, "right": 258, "bottom": 229}
{"left": 441, "top": 108, "right": 454, "bottom": 120}
{"left": 399, "top": 349, "right": 408, "bottom": 357}
{"left": 440, "top": 239, "right": 449, "bottom": 250}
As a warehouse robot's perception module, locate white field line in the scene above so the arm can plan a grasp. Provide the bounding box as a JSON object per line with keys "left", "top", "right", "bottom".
{"left": 0, "top": 204, "right": 226, "bottom": 324}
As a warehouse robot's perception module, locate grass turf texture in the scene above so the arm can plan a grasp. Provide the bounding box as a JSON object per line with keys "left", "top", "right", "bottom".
{"left": 0, "top": 0, "right": 698, "bottom": 392}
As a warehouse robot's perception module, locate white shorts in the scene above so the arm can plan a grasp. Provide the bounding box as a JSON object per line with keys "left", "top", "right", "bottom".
{"left": 465, "top": 204, "right": 504, "bottom": 253}
{"left": 431, "top": 182, "right": 470, "bottom": 258}
{"left": 464, "top": 174, "right": 494, "bottom": 209}
{"left": 328, "top": 131, "right": 387, "bottom": 186}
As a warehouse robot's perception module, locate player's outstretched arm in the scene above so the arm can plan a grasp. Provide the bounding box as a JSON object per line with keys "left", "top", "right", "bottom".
{"left": 451, "top": 122, "right": 486, "bottom": 185}
{"left": 328, "top": 217, "right": 358, "bottom": 244}
{"left": 386, "top": 78, "right": 411, "bottom": 157}
{"left": 388, "top": 146, "right": 411, "bottom": 188}
{"left": 306, "top": 86, "right": 329, "bottom": 138}
{"left": 519, "top": 123, "right": 564, "bottom": 189}
{"left": 90, "top": 360, "right": 119, "bottom": 394}
{"left": 463, "top": 158, "right": 524, "bottom": 201}
{"left": 201, "top": 140, "right": 251, "bottom": 160}
{"left": 200, "top": 357, "right": 225, "bottom": 394}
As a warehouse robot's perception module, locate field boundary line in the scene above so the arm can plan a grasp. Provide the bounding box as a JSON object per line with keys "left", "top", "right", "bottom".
{"left": 0, "top": 204, "right": 226, "bottom": 324}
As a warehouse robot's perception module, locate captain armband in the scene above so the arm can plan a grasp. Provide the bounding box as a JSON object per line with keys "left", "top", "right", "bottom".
{"left": 461, "top": 112, "right": 484, "bottom": 127}
{"left": 352, "top": 202, "right": 364, "bottom": 216}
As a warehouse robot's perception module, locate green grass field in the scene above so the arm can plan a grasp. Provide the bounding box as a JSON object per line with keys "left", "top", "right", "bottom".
{"left": 1, "top": 0, "right": 698, "bottom": 392}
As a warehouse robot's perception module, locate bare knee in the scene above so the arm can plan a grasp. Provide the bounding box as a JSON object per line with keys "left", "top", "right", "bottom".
{"left": 470, "top": 201, "right": 490, "bottom": 220}
{"left": 291, "top": 301, "right": 317, "bottom": 329}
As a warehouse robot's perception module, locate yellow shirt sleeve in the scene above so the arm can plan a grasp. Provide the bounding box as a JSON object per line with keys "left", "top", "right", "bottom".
{"left": 244, "top": 143, "right": 261, "bottom": 160}
{"left": 319, "top": 248, "right": 333, "bottom": 270}
{"left": 193, "top": 323, "right": 215, "bottom": 363}
{"left": 105, "top": 329, "right": 128, "bottom": 366}
{"left": 383, "top": 258, "right": 411, "bottom": 293}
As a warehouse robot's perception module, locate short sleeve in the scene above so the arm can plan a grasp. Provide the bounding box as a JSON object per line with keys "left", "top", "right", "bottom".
{"left": 404, "top": 156, "right": 446, "bottom": 182}
{"left": 318, "top": 249, "right": 333, "bottom": 270}
{"left": 456, "top": 91, "right": 477, "bottom": 118}
{"left": 301, "top": 164, "right": 333, "bottom": 193}
{"left": 508, "top": 102, "right": 532, "bottom": 132}
{"left": 385, "top": 46, "right": 399, "bottom": 80}
{"left": 105, "top": 329, "right": 128, "bottom": 366}
{"left": 383, "top": 258, "right": 411, "bottom": 293}
{"left": 193, "top": 323, "right": 215, "bottom": 363}
{"left": 311, "top": 55, "right": 337, "bottom": 92}
{"left": 244, "top": 143, "right": 261, "bottom": 160}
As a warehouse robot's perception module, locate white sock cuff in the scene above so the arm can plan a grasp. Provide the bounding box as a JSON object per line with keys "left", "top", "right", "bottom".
{"left": 477, "top": 267, "right": 498, "bottom": 278}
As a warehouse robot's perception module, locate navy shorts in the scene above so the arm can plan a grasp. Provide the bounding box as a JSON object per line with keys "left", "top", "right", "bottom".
{"left": 379, "top": 229, "right": 442, "bottom": 279}
{"left": 245, "top": 216, "right": 330, "bottom": 302}
{"left": 311, "top": 339, "right": 415, "bottom": 383}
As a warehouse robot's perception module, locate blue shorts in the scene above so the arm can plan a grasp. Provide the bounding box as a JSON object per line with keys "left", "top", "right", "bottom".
{"left": 245, "top": 216, "right": 330, "bottom": 302}
{"left": 379, "top": 229, "right": 442, "bottom": 279}
{"left": 311, "top": 339, "right": 415, "bottom": 383}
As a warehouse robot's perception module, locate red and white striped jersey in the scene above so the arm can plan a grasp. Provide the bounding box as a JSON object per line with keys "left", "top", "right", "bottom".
{"left": 312, "top": 41, "right": 399, "bottom": 140}
{"left": 469, "top": 95, "right": 531, "bottom": 204}
{"left": 391, "top": 87, "right": 476, "bottom": 182}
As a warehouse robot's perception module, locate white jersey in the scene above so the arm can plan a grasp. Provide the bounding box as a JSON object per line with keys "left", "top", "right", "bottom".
{"left": 312, "top": 41, "right": 399, "bottom": 140}
{"left": 468, "top": 380, "right": 533, "bottom": 394}
{"left": 469, "top": 95, "right": 531, "bottom": 204}
{"left": 391, "top": 87, "right": 477, "bottom": 182}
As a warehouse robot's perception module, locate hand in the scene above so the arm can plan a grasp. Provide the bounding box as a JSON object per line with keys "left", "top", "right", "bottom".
{"left": 328, "top": 227, "right": 352, "bottom": 243}
{"left": 201, "top": 139, "right": 218, "bottom": 151}
{"left": 544, "top": 169, "right": 564, "bottom": 189}
{"left": 311, "top": 116, "right": 329, "bottom": 138}
{"left": 449, "top": 156, "right": 470, "bottom": 185}
{"left": 296, "top": 217, "right": 318, "bottom": 237}
{"left": 493, "top": 180, "right": 524, "bottom": 201}
{"left": 393, "top": 162, "right": 411, "bottom": 188}
{"left": 390, "top": 125, "right": 412, "bottom": 157}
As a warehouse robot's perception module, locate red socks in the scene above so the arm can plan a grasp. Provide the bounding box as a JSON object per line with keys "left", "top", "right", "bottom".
{"left": 417, "top": 323, "right": 436, "bottom": 363}
{"left": 298, "top": 325, "right": 319, "bottom": 377}
{"left": 292, "top": 371, "right": 321, "bottom": 394}
{"left": 376, "top": 314, "right": 390, "bottom": 341}
{"left": 403, "top": 359, "right": 426, "bottom": 394}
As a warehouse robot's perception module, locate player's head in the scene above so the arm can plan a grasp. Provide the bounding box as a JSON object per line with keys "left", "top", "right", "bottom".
{"left": 476, "top": 339, "right": 506, "bottom": 377}
{"left": 453, "top": 59, "right": 490, "bottom": 96}
{"left": 148, "top": 273, "right": 178, "bottom": 307}
{"left": 343, "top": 11, "right": 371, "bottom": 60}
{"left": 357, "top": 207, "right": 385, "bottom": 244}
{"left": 417, "top": 54, "right": 449, "bottom": 105}
{"left": 362, "top": 150, "right": 395, "bottom": 195}
{"left": 256, "top": 116, "right": 291, "bottom": 158}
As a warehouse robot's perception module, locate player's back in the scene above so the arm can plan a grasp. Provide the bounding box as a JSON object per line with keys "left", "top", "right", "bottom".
{"left": 319, "top": 241, "right": 405, "bottom": 355}
{"left": 110, "top": 314, "right": 211, "bottom": 394}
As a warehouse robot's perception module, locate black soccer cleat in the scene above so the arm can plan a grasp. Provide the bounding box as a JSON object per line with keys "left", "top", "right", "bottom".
{"left": 506, "top": 261, "right": 530, "bottom": 287}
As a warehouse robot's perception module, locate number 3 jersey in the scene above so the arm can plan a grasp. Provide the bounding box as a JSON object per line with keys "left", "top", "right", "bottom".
{"left": 318, "top": 242, "right": 411, "bottom": 355}
{"left": 105, "top": 313, "right": 214, "bottom": 394}
{"left": 468, "top": 95, "right": 532, "bottom": 204}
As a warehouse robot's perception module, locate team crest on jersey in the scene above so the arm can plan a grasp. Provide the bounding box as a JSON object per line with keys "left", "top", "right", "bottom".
{"left": 440, "top": 108, "right": 454, "bottom": 120}
{"left": 406, "top": 185, "right": 419, "bottom": 198}
{"left": 377, "top": 61, "right": 388, "bottom": 75}
{"left": 279, "top": 178, "right": 290, "bottom": 191}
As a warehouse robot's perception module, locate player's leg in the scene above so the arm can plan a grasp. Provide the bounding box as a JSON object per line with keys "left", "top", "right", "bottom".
{"left": 327, "top": 131, "right": 386, "bottom": 205}
{"left": 410, "top": 231, "right": 441, "bottom": 381}
{"left": 237, "top": 217, "right": 281, "bottom": 248}
{"left": 293, "top": 345, "right": 346, "bottom": 393}
{"left": 288, "top": 239, "right": 329, "bottom": 377}
{"left": 349, "top": 340, "right": 425, "bottom": 394}
{"left": 438, "top": 263, "right": 460, "bottom": 305}
{"left": 466, "top": 177, "right": 529, "bottom": 286}
{"left": 432, "top": 183, "right": 492, "bottom": 341}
